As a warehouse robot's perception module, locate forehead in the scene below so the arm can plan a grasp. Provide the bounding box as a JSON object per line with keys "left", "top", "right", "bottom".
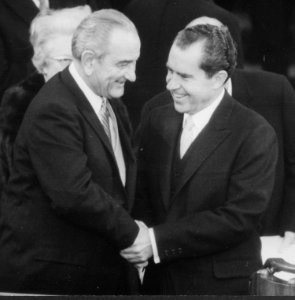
{"left": 167, "top": 41, "right": 205, "bottom": 73}
{"left": 106, "top": 28, "right": 140, "bottom": 60}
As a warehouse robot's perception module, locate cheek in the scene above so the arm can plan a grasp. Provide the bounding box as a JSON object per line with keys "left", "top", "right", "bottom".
{"left": 46, "top": 64, "right": 63, "bottom": 80}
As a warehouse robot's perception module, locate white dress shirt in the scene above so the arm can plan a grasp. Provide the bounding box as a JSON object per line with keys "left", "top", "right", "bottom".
{"left": 149, "top": 88, "right": 225, "bottom": 264}
{"left": 180, "top": 89, "right": 225, "bottom": 158}
{"left": 31, "top": 0, "right": 49, "bottom": 9}
{"left": 69, "top": 63, "right": 126, "bottom": 185}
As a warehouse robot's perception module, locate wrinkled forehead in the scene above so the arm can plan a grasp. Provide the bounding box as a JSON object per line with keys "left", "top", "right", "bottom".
{"left": 108, "top": 27, "right": 140, "bottom": 46}
{"left": 104, "top": 27, "right": 140, "bottom": 57}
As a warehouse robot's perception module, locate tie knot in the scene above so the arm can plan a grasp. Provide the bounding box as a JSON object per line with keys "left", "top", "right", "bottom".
{"left": 100, "top": 98, "right": 109, "bottom": 117}
{"left": 183, "top": 115, "right": 194, "bottom": 131}
{"left": 38, "top": 0, "right": 49, "bottom": 12}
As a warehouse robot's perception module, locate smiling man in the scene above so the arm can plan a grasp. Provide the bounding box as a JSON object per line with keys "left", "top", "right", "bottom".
{"left": 122, "top": 24, "right": 279, "bottom": 295}
{"left": 0, "top": 9, "right": 150, "bottom": 295}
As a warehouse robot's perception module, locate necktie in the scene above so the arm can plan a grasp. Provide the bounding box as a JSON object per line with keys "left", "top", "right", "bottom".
{"left": 180, "top": 115, "right": 195, "bottom": 159}
{"left": 38, "top": 0, "right": 49, "bottom": 12}
{"left": 100, "top": 98, "right": 111, "bottom": 141}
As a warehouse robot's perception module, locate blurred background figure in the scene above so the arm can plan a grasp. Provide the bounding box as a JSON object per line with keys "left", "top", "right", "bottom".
{"left": 30, "top": 5, "right": 92, "bottom": 81}
{"left": 123, "top": 0, "right": 244, "bottom": 128}
{"left": 214, "top": 0, "right": 295, "bottom": 85}
{"left": 0, "top": 0, "right": 110, "bottom": 101}
{"left": 0, "top": 5, "right": 91, "bottom": 195}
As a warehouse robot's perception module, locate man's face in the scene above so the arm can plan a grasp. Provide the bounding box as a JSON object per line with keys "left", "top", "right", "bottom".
{"left": 166, "top": 41, "right": 216, "bottom": 114}
{"left": 90, "top": 28, "right": 140, "bottom": 99}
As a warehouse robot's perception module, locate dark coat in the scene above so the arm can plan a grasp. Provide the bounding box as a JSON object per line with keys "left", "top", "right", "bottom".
{"left": 135, "top": 92, "right": 278, "bottom": 295}
{"left": 0, "top": 72, "right": 44, "bottom": 193}
{"left": 0, "top": 68, "right": 138, "bottom": 295}
{"left": 123, "top": 0, "right": 243, "bottom": 127}
{"left": 139, "top": 69, "right": 295, "bottom": 235}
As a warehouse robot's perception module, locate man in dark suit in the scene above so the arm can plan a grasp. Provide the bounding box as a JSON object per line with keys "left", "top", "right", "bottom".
{"left": 0, "top": 9, "right": 150, "bottom": 295}
{"left": 0, "top": 0, "right": 111, "bottom": 101}
{"left": 123, "top": 0, "right": 244, "bottom": 128}
{"left": 121, "top": 24, "right": 278, "bottom": 294}
{"left": 140, "top": 16, "right": 295, "bottom": 249}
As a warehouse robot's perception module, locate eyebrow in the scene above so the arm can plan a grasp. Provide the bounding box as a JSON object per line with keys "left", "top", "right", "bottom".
{"left": 166, "top": 64, "right": 193, "bottom": 78}
{"left": 117, "top": 59, "right": 135, "bottom": 65}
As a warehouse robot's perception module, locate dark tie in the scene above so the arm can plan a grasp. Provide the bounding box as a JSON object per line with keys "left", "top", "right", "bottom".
{"left": 100, "top": 98, "right": 111, "bottom": 141}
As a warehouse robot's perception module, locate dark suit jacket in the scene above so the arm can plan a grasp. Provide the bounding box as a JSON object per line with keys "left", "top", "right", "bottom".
{"left": 123, "top": 0, "right": 243, "bottom": 127}
{"left": 0, "top": 68, "right": 138, "bottom": 295}
{"left": 0, "top": 0, "right": 111, "bottom": 101}
{"left": 140, "top": 69, "right": 295, "bottom": 236}
{"left": 135, "top": 92, "right": 278, "bottom": 295}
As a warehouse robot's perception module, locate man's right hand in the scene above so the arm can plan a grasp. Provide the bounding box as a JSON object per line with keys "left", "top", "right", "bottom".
{"left": 120, "top": 220, "right": 153, "bottom": 264}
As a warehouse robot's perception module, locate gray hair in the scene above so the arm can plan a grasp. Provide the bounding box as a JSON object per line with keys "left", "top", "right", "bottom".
{"left": 72, "top": 9, "right": 138, "bottom": 60}
{"left": 30, "top": 5, "right": 91, "bottom": 72}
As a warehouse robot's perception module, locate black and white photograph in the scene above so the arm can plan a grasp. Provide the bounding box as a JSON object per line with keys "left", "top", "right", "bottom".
{"left": 0, "top": 0, "right": 294, "bottom": 297}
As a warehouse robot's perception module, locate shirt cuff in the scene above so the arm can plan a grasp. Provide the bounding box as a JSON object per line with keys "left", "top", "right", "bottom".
{"left": 149, "top": 228, "right": 160, "bottom": 264}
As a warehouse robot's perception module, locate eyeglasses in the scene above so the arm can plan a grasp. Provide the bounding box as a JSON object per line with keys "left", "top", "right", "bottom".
{"left": 37, "top": 55, "right": 72, "bottom": 78}
{"left": 47, "top": 56, "right": 72, "bottom": 64}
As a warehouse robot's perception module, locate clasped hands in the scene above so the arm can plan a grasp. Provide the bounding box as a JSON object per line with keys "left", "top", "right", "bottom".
{"left": 120, "top": 220, "right": 153, "bottom": 269}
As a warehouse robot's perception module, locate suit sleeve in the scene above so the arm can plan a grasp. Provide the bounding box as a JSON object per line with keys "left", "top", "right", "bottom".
{"left": 153, "top": 121, "right": 278, "bottom": 262}
{"left": 280, "top": 76, "right": 295, "bottom": 232}
{"left": 27, "top": 102, "right": 138, "bottom": 250}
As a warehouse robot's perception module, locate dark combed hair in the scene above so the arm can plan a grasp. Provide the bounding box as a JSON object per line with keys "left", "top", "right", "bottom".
{"left": 175, "top": 24, "right": 237, "bottom": 79}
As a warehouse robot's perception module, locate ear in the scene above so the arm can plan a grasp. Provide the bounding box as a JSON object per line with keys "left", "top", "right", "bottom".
{"left": 80, "top": 50, "right": 96, "bottom": 76}
{"left": 212, "top": 70, "right": 228, "bottom": 89}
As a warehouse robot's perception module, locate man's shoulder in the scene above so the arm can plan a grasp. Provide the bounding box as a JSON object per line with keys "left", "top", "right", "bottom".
{"left": 233, "top": 69, "right": 295, "bottom": 109}
{"left": 234, "top": 68, "right": 286, "bottom": 86}
{"left": 24, "top": 74, "right": 78, "bottom": 123}
{"left": 230, "top": 95, "right": 275, "bottom": 132}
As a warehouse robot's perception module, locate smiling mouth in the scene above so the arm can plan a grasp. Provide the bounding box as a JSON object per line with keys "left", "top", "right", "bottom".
{"left": 171, "top": 92, "right": 187, "bottom": 101}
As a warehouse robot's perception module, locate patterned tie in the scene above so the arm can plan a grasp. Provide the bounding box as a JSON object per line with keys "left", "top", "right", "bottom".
{"left": 180, "top": 115, "right": 195, "bottom": 159}
{"left": 100, "top": 98, "right": 111, "bottom": 141}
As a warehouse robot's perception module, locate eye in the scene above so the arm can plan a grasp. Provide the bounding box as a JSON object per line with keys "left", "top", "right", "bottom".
{"left": 117, "top": 61, "right": 129, "bottom": 68}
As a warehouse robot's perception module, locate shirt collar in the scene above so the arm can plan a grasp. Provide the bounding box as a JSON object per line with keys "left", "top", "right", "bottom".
{"left": 225, "top": 78, "right": 232, "bottom": 95}
{"left": 31, "top": 0, "right": 49, "bottom": 9}
{"left": 183, "top": 88, "right": 225, "bottom": 129}
{"left": 69, "top": 62, "right": 104, "bottom": 114}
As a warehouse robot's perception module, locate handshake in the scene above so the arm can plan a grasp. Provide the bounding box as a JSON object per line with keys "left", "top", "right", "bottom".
{"left": 120, "top": 220, "right": 153, "bottom": 269}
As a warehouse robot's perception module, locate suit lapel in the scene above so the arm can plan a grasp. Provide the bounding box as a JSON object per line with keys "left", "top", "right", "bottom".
{"left": 170, "top": 93, "right": 233, "bottom": 205}
{"left": 159, "top": 104, "right": 183, "bottom": 209}
{"left": 4, "top": 0, "right": 39, "bottom": 25}
{"left": 60, "top": 68, "right": 115, "bottom": 163}
{"left": 60, "top": 69, "right": 135, "bottom": 207}
{"left": 109, "top": 99, "right": 136, "bottom": 209}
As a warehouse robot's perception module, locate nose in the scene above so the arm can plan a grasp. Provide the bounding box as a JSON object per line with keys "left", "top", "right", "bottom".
{"left": 166, "top": 72, "right": 179, "bottom": 91}
{"left": 124, "top": 63, "right": 136, "bottom": 82}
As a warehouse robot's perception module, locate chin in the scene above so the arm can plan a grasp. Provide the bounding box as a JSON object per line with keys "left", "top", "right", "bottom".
{"left": 110, "top": 88, "right": 124, "bottom": 99}
{"left": 173, "top": 102, "right": 187, "bottom": 114}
